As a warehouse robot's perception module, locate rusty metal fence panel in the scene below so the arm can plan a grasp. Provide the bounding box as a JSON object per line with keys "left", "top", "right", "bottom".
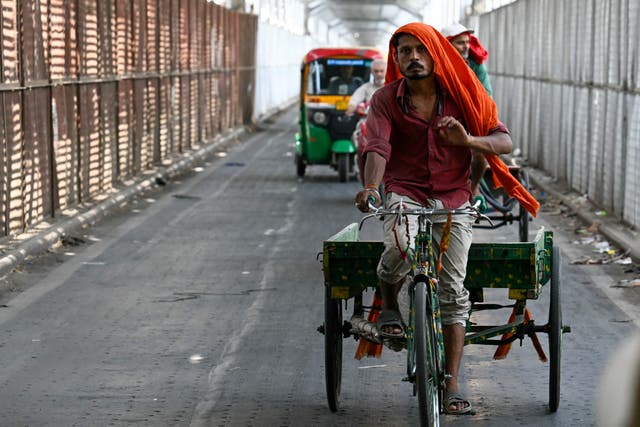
{"left": 477, "top": 0, "right": 640, "bottom": 229}
{"left": 0, "top": 0, "right": 257, "bottom": 238}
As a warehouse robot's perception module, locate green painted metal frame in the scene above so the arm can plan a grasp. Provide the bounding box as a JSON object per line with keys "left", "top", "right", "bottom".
{"left": 322, "top": 223, "right": 383, "bottom": 300}
{"left": 465, "top": 227, "right": 553, "bottom": 299}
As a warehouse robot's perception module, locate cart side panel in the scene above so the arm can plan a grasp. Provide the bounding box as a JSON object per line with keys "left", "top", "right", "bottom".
{"left": 465, "top": 242, "right": 537, "bottom": 290}
{"left": 322, "top": 223, "right": 383, "bottom": 299}
{"left": 464, "top": 228, "right": 553, "bottom": 300}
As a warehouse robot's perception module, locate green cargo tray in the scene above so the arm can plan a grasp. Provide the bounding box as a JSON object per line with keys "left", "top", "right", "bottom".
{"left": 322, "top": 223, "right": 553, "bottom": 301}
{"left": 465, "top": 228, "right": 553, "bottom": 300}
{"left": 322, "top": 223, "right": 383, "bottom": 300}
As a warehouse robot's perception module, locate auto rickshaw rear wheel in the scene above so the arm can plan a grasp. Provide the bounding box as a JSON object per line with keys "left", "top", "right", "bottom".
{"left": 338, "top": 153, "right": 349, "bottom": 182}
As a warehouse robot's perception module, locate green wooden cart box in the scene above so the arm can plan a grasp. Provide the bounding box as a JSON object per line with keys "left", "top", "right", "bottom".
{"left": 322, "top": 223, "right": 553, "bottom": 301}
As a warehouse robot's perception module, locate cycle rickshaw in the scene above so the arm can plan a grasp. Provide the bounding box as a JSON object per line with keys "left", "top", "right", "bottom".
{"left": 318, "top": 201, "right": 570, "bottom": 426}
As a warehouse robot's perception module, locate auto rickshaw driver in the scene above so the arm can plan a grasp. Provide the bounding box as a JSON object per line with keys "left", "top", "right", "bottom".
{"left": 328, "top": 65, "right": 364, "bottom": 95}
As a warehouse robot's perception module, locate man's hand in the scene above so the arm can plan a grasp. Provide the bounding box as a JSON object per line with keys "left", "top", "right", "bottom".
{"left": 437, "top": 116, "right": 513, "bottom": 155}
{"left": 355, "top": 187, "right": 381, "bottom": 212}
{"left": 436, "top": 116, "right": 470, "bottom": 147}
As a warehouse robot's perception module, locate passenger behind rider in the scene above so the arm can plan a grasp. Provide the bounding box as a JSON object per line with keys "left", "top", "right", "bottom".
{"left": 345, "top": 59, "right": 387, "bottom": 116}
{"left": 441, "top": 23, "right": 492, "bottom": 96}
{"left": 441, "top": 23, "right": 493, "bottom": 205}
{"left": 354, "top": 23, "right": 515, "bottom": 416}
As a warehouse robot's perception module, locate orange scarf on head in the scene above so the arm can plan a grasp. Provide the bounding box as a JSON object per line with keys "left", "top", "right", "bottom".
{"left": 386, "top": 23, "right": 539, "bottom": 217}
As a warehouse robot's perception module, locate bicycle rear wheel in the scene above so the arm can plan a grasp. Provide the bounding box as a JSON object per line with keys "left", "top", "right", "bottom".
{"left": 414, "top": 281, "right": 440, "bottom": 426}
{"left": 324, "top": 292, "right": 343, "bottom": 412}
{"left": 549, "top": 246, "right": 562, "bottom": 412}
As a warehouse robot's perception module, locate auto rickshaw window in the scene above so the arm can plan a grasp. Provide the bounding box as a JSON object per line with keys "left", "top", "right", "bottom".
{"left": 306, "top": 59, "right": 371, "bottom": 96}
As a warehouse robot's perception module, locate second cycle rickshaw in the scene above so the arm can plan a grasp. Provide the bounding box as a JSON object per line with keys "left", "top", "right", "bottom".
{"left": 474, "top": 161, "right": 532, "bottom": 242}
{"left": 318, "top": 200, "right": 570, "bottom": 426}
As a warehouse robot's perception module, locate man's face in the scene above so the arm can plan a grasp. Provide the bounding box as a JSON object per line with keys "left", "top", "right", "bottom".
{"left": 393, "top": 34, "right": 434, "bottom": 81}
{"left": 371, "top": 63, "right": 386, "bottom": 86}
{"left": 450, "top": 33, "right": 470, "bottom": 59}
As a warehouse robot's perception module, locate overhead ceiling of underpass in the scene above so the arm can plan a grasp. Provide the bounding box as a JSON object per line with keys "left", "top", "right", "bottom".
{"left": 304, "top": 0, "right": 438, "bottom": 49}
{"left": 229, "top": 0, "right": 517, "bottom": 51}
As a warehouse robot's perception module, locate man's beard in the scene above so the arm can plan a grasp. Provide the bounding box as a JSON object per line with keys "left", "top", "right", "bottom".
{"left": 403, "top": 68, "right": 433, "bottom": 80}
{"left": 406, "top": 74, "right": 429, "bottom": 80}
{"left": 402, "top": 62, "right": 433, "bottom": 80}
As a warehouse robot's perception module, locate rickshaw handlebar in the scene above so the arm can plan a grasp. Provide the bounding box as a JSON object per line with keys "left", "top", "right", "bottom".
{"left": 359, "top": 198, "right": 489, "bottom": 229}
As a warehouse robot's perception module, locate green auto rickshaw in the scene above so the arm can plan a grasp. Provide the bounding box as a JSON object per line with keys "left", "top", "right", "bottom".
{"left": 295, "top": 47, "right": 385, "bottom": 182}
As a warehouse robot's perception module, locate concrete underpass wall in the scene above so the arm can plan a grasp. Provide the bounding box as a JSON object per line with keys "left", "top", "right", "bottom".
{"left": 252, "top": 0, "right": 347, "bottom": 121}
{"left": 253, "top": 22, "right": 314, "bottom": 120}
{"left": 477, "top": 0, "right": 640, "bottom": 229}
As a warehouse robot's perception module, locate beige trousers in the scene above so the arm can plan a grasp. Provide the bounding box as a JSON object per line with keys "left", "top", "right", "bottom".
{"left": 376, "top": 192, "right": 473, "bottom": 327}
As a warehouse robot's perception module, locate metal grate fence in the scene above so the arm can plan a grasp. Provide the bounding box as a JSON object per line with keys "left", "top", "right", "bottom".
{"left": 0, "top": 0, "right": 257, "bottom": 237}
{"left": 478, "top": 0, "right": 640, "bottom": 229}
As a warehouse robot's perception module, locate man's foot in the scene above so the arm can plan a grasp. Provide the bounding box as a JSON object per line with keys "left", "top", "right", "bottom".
{"left": 443, "top": 390, "right": 473, "bottom": 415}
{"left": 376, "top": 309, "right": 405, "bottom": 338}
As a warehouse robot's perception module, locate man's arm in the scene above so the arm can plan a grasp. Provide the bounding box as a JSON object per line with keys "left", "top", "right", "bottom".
{"left": 353, "top": 89, "right": 391, "bottom": 212}
{"left": 467, "top": 130, "right": 511, "bottom": 155}
{"left": 345, "top": 84, "right": 367, "bottom": 116}
{"left": 469, "top": 152, "right": 488, "bottom": 196}
{"left": 362, "top": 151, "right": 386, "bottom": 189}
{"left": 354, "top": 152, "right": 386, "bottom": 211}
{"left": 436, "top": 116, "right": 512, "bottom": 155}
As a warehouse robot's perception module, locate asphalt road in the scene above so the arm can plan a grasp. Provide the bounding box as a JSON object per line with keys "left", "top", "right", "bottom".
{"left": 0, "top": 107, "right": 638, "bottom": 426}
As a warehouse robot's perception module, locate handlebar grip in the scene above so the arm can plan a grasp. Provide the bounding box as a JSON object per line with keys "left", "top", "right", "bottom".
{"left": 472, "top": 195, "right": 487, "bottom": 213}
{"left": 366, "top": 195, "right": 379, "bottom": 212}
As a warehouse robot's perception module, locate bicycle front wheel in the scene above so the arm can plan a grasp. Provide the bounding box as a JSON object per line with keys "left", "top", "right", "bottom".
{"left": 414, "top": 281, "right": 440, "bottom": 426}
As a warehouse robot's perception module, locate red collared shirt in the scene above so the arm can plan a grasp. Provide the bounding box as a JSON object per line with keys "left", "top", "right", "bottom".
{"left": 363, "top": 78, "right": 509, "bottom": 208}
